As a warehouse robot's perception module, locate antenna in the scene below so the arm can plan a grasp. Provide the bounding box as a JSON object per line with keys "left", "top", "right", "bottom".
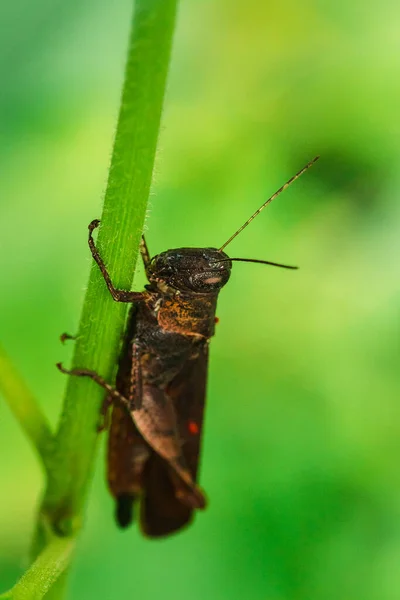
{"left": 216, "top": 257, "right": 298, "bottom": 270}
{"left": 219, "top": 156, "right": 319, "bottom": 252}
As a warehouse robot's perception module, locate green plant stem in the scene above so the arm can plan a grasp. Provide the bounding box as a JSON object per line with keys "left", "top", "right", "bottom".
{"left": 26, "top": 1, "right": 179, "bottom": 596}
{"left": 0, "top": 535, "right": 75, "bottom": 600}
{"left": 0, "top": 344, "right": 53, "bottom": 471}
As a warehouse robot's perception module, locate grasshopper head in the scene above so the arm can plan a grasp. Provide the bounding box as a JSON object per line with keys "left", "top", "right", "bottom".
{"left": 147, "top": 248, "right": 232, "bottom": 294}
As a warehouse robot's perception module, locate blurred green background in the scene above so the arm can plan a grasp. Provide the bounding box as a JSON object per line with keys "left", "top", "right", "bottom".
{"left": 1, "top": 0, "right": 400, "bottom": 598}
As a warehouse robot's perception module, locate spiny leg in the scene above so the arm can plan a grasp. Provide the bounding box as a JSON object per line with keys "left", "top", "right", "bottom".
{"left": 56, "top": 361, "right": 204, "bottom": 505}
{"left": 88, "top": 219, "right": 145, "bottom": 303}
{"left": 57, "top": 363, "right": 123, "bottom": 431}
{"left": 128, "top": 343, "right": 143, "bottom": 411}
{"left": 59, "top": 331, "right": 108, "bottom": 429}
{"left": 56, "top": 362, "right": 128, "bottom": 405}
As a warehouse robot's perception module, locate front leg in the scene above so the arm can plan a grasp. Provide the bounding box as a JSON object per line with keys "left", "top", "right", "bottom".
{"left": 88, "top": 220, "right": 145, "bottom": 303}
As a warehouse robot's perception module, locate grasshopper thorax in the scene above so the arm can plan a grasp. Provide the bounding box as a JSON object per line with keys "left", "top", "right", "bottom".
{"left": 147, "top": 248, "right": 232, "bottom": 294}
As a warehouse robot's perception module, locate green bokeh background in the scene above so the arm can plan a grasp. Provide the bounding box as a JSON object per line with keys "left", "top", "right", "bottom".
{"left": 1, "top": 0, "right": 400, "bottom": 598}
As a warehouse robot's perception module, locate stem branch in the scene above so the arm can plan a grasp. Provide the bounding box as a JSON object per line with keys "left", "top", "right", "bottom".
{"left": 0, "top": 344, "right": 53, "bottom": 471}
